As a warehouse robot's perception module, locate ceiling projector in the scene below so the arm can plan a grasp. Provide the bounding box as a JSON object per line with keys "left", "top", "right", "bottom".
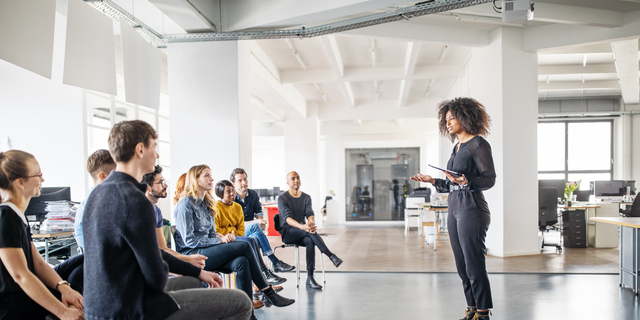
{"left": 502, "top": 0, "right": 535, "bottom": 23}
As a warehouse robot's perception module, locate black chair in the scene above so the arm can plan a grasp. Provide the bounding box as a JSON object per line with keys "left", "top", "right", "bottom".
{"left": 272, "top": 214, "right": 325, "bottom": 287}
{"left": 539, "top": 187, "right": 562, "bottom": 252}
{"left": 620, "top": 196, "right": 640, "bottom": 217}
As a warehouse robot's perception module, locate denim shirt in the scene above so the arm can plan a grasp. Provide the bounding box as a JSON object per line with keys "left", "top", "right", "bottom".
{"left": 234, "top": 189, "right": 264, "bottom": 221}
{"left": 173, "top": 196, "right": 220, "bottom": 252}
{"left": 74, "top": 187, "right": 94, "bottom": 249}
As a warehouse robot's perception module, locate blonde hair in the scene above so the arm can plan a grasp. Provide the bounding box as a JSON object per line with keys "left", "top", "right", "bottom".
{"left": 184, "top": 165, "right": 217, "bottom": 217}
{"left": 173, "top": 173, "right": 187, "bottom": 206}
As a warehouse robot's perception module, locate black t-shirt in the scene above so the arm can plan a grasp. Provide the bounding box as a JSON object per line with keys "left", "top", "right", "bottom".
{"left": 0, "top": 205, "right": 35, "bottom": 298}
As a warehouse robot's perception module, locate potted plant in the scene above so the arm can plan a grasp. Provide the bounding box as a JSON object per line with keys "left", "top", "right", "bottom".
{"left": 564, "top": 180, "right": 581, "bottom": 201}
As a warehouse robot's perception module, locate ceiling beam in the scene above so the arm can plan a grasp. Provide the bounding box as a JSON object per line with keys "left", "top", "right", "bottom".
{"left": 611, "top": 39, "right": 640, "bottom": 105}
{"left": 539, "top": 43, "right": 613, "bottom": 55}
{"left": 524, "top": 11, "right": 640, "bottom": 52}
{"left": 251, "top": 96, "right": 285, "bottom": 122}
{"left": 538, "top": 80, "right": 620, "bottom": 91}
{"left": 399, "top": 42, "right": 420, "bottom": 107}
{"left": 538, "top": 64, "right": 618, "bottom": 76}
{"left": 281, "top": 65, "right": 465, "bottom": 83}
{"left": 148, "top": 0, "right": 214, "bottom": 32}
{"left": 342, "top": 22, "right": 490, "bottom": 47}
{"left": 318, "top": 99, "right": 440, "bottom": 121}
{"left": 321, "top": 35, "right": 355, "bottom": 107}
{"left": 249, "top": 41, "right": 307, "bottom": 118}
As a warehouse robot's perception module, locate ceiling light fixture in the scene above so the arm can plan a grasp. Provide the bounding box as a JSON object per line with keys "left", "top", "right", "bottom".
{"left": 284, "top": 39, "right": 307, "bottom": 69}
{"left": 424, "top": 78, "right": 435, "bottom": 98}
{"left": 438, "top": 45, "right": 448, "bottom": 65}
{"left": 371, "top": 39, "right": 377, "bottom": 67}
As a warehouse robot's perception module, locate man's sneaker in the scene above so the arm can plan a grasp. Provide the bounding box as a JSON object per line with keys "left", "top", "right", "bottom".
{"left": 460, "top": 308, "right": 476, "bottom": 320}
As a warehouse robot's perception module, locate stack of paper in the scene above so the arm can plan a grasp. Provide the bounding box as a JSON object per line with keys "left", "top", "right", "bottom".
{"left": 41, "top": 201, "right": 76, "bottom": 231}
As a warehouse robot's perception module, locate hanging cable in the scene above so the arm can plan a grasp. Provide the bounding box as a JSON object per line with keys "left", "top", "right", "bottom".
{"left": 492, "top": 0, "right": 502, "bottom": 13}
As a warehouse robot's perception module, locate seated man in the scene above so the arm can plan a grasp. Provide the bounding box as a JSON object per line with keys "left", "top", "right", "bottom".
{"left": 278, "top": 171, "right": 343, "bottom": 289}
{"left": 230, "top": 168, "right": 294, "bottom": 273}
{"left": 75, "top": 149, "right": 116, "bottom": 251}
{"left": 142, "top": 165, "right": 207, "bottom": 269}
{"left": 83, "top": 120, "right": 251, "bottom": 320}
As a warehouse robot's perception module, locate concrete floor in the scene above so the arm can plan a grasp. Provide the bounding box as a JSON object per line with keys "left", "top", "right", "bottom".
{"left": 256, "top": 272, "right": 640, "bottom": 320}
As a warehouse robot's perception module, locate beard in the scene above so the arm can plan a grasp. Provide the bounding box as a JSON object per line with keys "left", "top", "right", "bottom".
{"left": 151, "top": 189, "right": 167, "bottom": 199}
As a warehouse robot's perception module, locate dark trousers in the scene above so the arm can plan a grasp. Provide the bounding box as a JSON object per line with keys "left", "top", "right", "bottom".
{"left": 236, "top": 236, "right": 267, "bottom": 271}
{"left": 181, "top": 241, "right": 268, "bottom": 299}
{"left": 0, "top": 254, "right": 84, "bottom": 319}
{"left": 447, "top": 190, "right": 493, "bottom": 310}
{"left": 281, "top": 227, "right": 330, "bottom": 275}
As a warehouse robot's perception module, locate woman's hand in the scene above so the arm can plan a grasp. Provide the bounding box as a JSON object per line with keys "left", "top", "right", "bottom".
{"left": 59, "top": 305, "right": 85, "bottom": 320}
{"left": 444, "top": 172, "right": 468, "bottom": 186}
{"left": 411, "top": 174, "right": 435, "bottom": 184}
{"left": 186, "top": 254, "right": 207, "bottom": 268}
{"left": 59, "top": 285, "right": 83, "bottom": 312}
{"left": 220, "top": 232, "right": 236, "bottom": 244}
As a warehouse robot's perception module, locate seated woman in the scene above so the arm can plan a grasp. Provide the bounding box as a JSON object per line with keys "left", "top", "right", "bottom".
{"left": 214, "top": 180, "right": 286, "bottom": 286}
{"left": 0, "top": 150, "right": 84, "bottom": 320}
{"left": 173, "top": 165, "right": 294, "bottom": 313}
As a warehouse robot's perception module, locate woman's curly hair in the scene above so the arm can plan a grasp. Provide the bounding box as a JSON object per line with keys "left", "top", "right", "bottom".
{"left": 436, "top": 97, "right": 491, "bottom": 142}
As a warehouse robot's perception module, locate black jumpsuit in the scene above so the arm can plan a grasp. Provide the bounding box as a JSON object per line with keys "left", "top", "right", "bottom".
{"left": 433, "top": 136, "right": 496, "bottom": 310}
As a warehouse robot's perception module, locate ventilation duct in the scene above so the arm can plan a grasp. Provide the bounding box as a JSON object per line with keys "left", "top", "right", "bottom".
{"left": 85, "top": 0, "right": 492, "bottom": 46}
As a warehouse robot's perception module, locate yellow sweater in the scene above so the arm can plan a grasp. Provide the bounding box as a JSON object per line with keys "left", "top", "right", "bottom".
{"left": 214, "top": 201, "right": 246, "bottom": 236}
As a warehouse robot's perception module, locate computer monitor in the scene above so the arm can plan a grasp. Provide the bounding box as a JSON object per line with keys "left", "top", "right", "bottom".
{"left": 574, "top": 190, "right": 591, "bottom": 202}
{"left": 623, "top": 180, "right": 636, "bottom": 195}
{"left": 25, "top": 187, "right": 71, "bottom": 223}
{"left": 539, "top": 187, "right": 558, "bottom": 230}
{"left": 273, "top": 187, "right": 281, "bottom": 197}
{"left": 594, "top": 180, "right": 625, "bottom": 197}
{"left": 256, "top": 189, "right": 269, "bottom": 198}
{"left": 538, "top": 179, "right": 566, "bottom": 200}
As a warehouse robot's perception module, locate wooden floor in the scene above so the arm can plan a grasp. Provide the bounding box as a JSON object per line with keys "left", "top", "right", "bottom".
{"left": 267, "top": 226, "right": 619, "bottom": 274}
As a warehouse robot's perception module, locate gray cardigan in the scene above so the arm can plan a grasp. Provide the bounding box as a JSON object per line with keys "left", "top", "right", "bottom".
{"left": 83, "top": 171, "right": 201, "bottom": 320}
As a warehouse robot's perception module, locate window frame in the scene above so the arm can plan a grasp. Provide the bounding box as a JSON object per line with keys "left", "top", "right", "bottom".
{"left": 537, "top": 119, "right": 614, "bottom": 181}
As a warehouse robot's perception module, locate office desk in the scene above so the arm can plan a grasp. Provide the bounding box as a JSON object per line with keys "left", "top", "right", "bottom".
{"left": 414, "top": 203, "right": 448, "bottom": 250}
{"left": 32, "top": 230, "right": 75, "bottom": 262}
{"left": 590, "top": 217, "right": 640, "bottom": 294}
{"left": 564, "top": 203, "right": 618, "bottom": 248}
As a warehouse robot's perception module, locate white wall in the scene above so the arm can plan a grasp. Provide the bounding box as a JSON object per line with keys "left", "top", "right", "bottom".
{"left": 167, "top": 41, "right": 252, "bottom": 190}
{"left": 251, "top": 135, "right": 288, "bottom": 190}
{"left": 0, "top": 59, "right": 86, "bottom": 201}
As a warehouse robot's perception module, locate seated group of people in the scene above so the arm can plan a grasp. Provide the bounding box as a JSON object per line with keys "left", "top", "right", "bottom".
{"left": 0, "top": 119, "right": 342, "bottom": 320}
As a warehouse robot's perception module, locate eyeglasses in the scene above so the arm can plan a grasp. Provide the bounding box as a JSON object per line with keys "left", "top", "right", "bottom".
{"left": 154, "top": 179, "right": 167, "bottom": 186}
{"left": 25, "top": 173, "right": 43, "bottom": 180}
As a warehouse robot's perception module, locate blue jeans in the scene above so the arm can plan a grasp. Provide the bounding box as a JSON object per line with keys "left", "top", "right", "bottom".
{"left": 245, "top": 223, "right": 274, "bottom": 256}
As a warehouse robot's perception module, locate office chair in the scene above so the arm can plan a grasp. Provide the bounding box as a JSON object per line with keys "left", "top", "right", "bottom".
{"left": 272, "top": 214, "right": 325, "bottom": 287}
{"left": 620, "top": 196, "right": 640, "bottom": 217}
{"left": 539, "top": 187, "right": 562, "bottom": 252}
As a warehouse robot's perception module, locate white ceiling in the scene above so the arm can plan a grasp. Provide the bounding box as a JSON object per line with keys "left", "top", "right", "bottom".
{"left": 131, "top": 0, "right": 640, "bottom": 123}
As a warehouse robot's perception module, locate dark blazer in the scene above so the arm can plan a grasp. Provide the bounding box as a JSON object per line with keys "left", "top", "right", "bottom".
{"left": 83, "top": 171, "right": 201, "bottom": 320}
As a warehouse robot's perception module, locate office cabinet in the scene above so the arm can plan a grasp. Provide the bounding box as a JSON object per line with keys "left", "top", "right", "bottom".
{"left": 563, "top": 210, "right": 587, "bottom": 248}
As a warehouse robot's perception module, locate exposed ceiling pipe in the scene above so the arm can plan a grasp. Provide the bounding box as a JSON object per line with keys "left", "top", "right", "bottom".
{"left": 371, "top": 39, "right": 377, "bottom": 67}
{"left": 84, "top": 0, "right": 493, "bottom": 46}
{"left": 438, "top": 45, "right": 449, "bottom": 65}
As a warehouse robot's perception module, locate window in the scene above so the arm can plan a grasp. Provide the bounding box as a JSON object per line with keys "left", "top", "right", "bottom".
{"left": 84, "top": 90, "right": 171, "bottom": 192}
{"left": 538, "top": 120, "right": 612, "bottom": 190}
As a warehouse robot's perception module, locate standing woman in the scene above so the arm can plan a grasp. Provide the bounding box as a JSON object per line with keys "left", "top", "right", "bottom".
{"left": 0, "top": 150, "right": 84, "bottom": 320}
{"left": 411, "top": 98, "right": 495, "bottom": 320}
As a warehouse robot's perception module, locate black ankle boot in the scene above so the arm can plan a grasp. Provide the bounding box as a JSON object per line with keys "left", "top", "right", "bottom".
{"left": 262, "top": 287, "right": 295, "bottom": 307}
{"left": 460, "top": 307, "right": 476, "bottom": 320}
{"left": 263, "top": 268, "right": 287, "bottom": 286}
{"left": 329, "top": 254, "right": 343, "bottom": 268}
{"left": 306, "top": 275, "right": 323, "bottom": 289}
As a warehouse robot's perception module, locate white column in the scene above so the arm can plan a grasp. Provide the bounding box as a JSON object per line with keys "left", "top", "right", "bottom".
{"left": 284, "top": 104, "right": 322, "bottom": 216}
{"left": 168, "top": 41, "right": 252, "bottom": 186}
{"left": 469, "top": 27, "right": 540, "bottom": 257}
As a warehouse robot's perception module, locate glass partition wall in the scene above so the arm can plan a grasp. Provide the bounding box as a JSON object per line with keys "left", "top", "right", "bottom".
{"left": 345, "top": 147, "right": 420, "bottom": 221}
